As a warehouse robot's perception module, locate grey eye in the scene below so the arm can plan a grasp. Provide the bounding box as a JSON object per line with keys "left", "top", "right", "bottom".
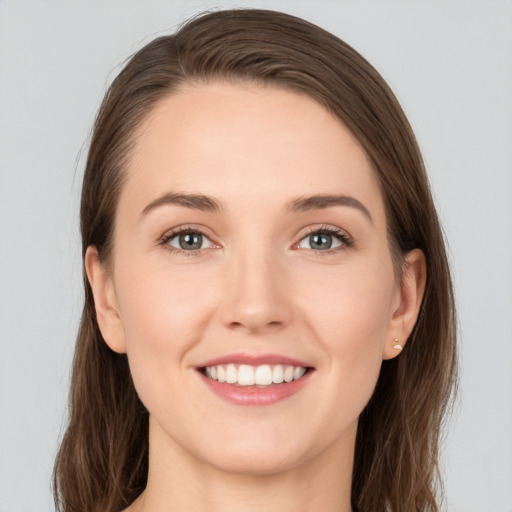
{"left": 310, "top": 233, "right": 332, "bottom": 250}
{"left": 298, "top": 232, "right": 343, "bottom": 251}
{"left": 168, "top": 232, "right": 213, "bottom": 251}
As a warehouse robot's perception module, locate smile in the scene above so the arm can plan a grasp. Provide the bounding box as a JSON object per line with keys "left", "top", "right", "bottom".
{"left": 197, "top": 355, "right": 314, "bottom": 406}
{"left": 204, "top": 363, "right": 307, "bottom": 387}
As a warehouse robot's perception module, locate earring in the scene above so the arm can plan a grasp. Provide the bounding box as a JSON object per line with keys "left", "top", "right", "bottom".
{"left": 393, "top": 338, "right": 403, "bottom": 351}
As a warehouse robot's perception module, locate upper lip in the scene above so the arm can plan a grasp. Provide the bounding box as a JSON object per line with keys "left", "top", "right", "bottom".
{"left": 196, "top": 353, "right": 313, "bottom": 369}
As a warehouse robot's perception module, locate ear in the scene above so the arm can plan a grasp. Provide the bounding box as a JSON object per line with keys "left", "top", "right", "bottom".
{"left": 383, "top": 248, "right": 426, "bottom": 360}
{"left": 84, "top": 246, "right": 127, "bottom": 354}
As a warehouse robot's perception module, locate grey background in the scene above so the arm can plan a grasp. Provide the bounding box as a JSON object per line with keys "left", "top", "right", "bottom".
{"left": 1, "top": 1, "right": 511, "bottom": 510}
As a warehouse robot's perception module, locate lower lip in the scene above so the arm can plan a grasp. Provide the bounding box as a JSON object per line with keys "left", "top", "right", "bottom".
{"left": 199, "top": 371, "right": 313, "bottom": 406}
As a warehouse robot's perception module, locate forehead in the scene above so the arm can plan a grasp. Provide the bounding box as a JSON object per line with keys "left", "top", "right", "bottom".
{"left": 122, "top": 81, "right": 385, "bottom": 222}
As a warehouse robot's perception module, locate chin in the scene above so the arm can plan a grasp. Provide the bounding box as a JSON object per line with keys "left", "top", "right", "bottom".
{"left": 191, "top": 419, "right": 330, "bottom": 477}
{"left": 205, "top": 443, "right": 307, "bottom": 477}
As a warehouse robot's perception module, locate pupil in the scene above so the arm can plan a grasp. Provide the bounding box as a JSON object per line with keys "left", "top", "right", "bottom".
{"left": 179, "top": 232, "right": 202, "bottom": 250}
{"left": 310, "top": 233, "right": 332, "bottom": 250}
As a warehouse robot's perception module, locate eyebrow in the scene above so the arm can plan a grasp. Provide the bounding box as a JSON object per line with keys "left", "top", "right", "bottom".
{"left": 140, "top": 191, "right": 372, "bottom": 223}
{"left": 140, "top": 192, "right": 223, "bottom": 217}
{"left": 286, "top": 194, "right": 373, "bottom": 223}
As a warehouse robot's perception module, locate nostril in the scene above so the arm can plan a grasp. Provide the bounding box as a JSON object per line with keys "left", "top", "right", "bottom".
{"left": 228, "top": 319, "right": 284, "bottom": 333}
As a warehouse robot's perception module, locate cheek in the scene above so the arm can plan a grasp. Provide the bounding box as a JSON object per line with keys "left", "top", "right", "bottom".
{"left": 116, "top": 256, "right": 217, "bottom": 340}
{"left": 112, "top": 258, "right": 219, "bottom": 398}
{"left": 297, "top": 257, "right": 396, "bottom": 400}
{"left": 299, "top": 258, "right": 395, "bottom": 346}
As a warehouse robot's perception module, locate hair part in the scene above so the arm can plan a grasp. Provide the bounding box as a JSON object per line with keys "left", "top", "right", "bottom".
{"left": 54, "top": 9, "right": 457, "bottom": 512}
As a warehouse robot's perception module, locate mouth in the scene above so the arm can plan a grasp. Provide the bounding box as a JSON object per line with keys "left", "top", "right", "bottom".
{"left": 200, "top": 363, "right": 312, "bottom": 387}
{"left": 196, "top": 355, "right": 314, "bottom": 405}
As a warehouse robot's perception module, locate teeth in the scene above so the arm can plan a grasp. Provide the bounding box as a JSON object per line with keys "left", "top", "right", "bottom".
{"left": 226, "top": 364, "right": 237, "bottom": 384}
{"left": 272, "top": 365, "right": 284, "bottom": 384}
{"left": 255, "top": 364, "right": 272, "bottom": 386}
{"left": 203, "top": 363, "right": 308, "bottom": 387}
{"left": 294, "top": 367, "right": 306, "bottom": 380}
{"left": 238, "top": 365, "right": 255, "bottom": 386}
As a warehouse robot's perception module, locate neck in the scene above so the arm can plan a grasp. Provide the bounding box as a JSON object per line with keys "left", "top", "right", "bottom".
{"left": 129, "top": 418, "right": 355, "bottom": 512}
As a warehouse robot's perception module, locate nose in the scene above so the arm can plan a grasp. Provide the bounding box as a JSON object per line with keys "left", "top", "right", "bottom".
{"left": 219, "top": 247, "right": 292, "bottom": 334}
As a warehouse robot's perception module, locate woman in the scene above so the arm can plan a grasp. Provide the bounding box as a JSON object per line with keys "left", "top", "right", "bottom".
{"left": 53, "top": 8, "right": 457, "bottom": 512}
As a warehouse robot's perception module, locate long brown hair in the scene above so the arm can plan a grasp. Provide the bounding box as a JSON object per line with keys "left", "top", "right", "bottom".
{"left": 54, "top": 9, "right": 457, "bottom": 512}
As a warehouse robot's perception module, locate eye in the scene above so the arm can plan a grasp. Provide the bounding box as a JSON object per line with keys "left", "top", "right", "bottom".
{"left": 296, "top": 227, "right": 352, "bottom": 252}
{"left": 299, "top": 232, "right": 342, "bottom": 251}
{"left": 163, "top": 229, "right": 215, "bottom": 252}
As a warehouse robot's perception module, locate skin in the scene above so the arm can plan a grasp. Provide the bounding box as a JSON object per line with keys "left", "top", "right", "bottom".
{"left": 86, "top": 82, "right": 426, "bottom": 512}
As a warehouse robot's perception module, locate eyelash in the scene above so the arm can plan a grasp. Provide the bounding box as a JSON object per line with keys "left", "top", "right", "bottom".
{"left": 159, "top": 225, "right": 213, "bottom": 257}
{"left": 159, "top": 224, "right": 354, "bottom": 256}
{"left": 297, "top": 225, "right": 354, "bottom": 256}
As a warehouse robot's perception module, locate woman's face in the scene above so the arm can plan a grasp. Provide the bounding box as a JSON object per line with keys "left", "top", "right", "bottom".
{"left": 88, "top": 82, "right": 420, "bottom": 475}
